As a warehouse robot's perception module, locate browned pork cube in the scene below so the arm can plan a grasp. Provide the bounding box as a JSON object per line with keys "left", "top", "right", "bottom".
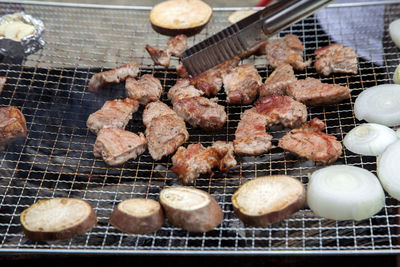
{"left": 171, "top": 141, "right": 236, "bottom": 184}
{"left": 93, "top": 127, "right": 146, "bottom": 166}
{"left": 0, "top": 106, "right": 27, "bottom": 150}
{"left": 166, "top": 34, "right": 188, "bottom": 57}
{"left": 265, "top": 34, "right": 311, "bottom": 71}
{"left": 173, "top": 96, "right": 227, "bottom": 131}
{"left": 143, "top": 101, "right": 189, "bottom": 161}
{"left": 168, "top": 79, "right": 203, "bottom": 105}
{"left": 278, "top": 118, "right": 342, "bottom": 164}
{"left": 189, "top": 56, "right": 240, "bottom": 96}
{"left": 125, "top": 74, "right": 163, "bottom": 105}
{"left": 314, "top": 43, "right": 358, "bottom": 76}
{"left": 222, "top": 64, "right": 262, "bottom": 105}
{"left": 142, "top": 100, "right": 177, "bottom": 128}
{"left": 88, "top": 61, "right": 139, "bottom": 92}
{"left": 259, "top": 64, "right": 297, "bottom": 97}
{"left": 254, "top": 95, "right": 307, "bottom": 129}
{"left": 146, "top": 34, "right": 188, "bottom": 68}
{"left": 287, "top": 78, "right": 351, "bottom": 106}
{"left": 233, "top": 108, "right": 273, "bottom": 156}
{"left": 86, "top": 98, "right": 139, "bottom": 134}
{"left": 146, "top": 45, "right": 170, "bottom": 68}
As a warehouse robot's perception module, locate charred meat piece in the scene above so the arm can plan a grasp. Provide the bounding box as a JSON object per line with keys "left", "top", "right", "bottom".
{"left": 254, "top": 95, "right": 307, "bottom": 129}
{"left": 171, "top": 141, "right": 236, "bottom": 184}
{"left": 233, "top": 108, "right": 273, "bottom": 156}
{"left": 0, "top": 106, "right": 27, "bottom": 150}
{"left": 168, "top": 79, "right": 203, "bottom": 105}
{"left": 259, "top": 64, "right": 297, "bottom": 97}
{"left": 143, "top": 101, "right": 189, "bottom": 161}
{"left": 146, "top": 34, "right": 188, "bottom": 68}
{"left": 125, "top": 74, "right": 163, "bottom": 105}
{"left": 145, "top": 45, "right": 171, "bottom": 68}
{"left": 173, "top": 96, "right": 227, "bottom": 131}
{"left": 265, "top": 34, "right": 311, "bottom": 71}
{"left": 0, "top": 76, "right": 6, "bottom": 94}
{"left": 190, "top": 56, "right": 240, "bottom": 96}
{"left": 93, "top": 127, "right": 146, "bottom": 166}
{"left": 314, "top": 43, "right": 358, "bottom": 76}
{"left": 86, "top": 98, "right": 139, "bottom": 134}
{"left": 166, "top": 34, "right": 188, "bottom": 58}
{"left": 222, "top": 64, "right": 262, "bottom": 105}
{"left": 287, "top": 78, "right": 351, "bottom": 106}
{"left": 168, "top": 79, "right": 226, "bottom": 130}
{"left": 88, "top": 61, "right": 139, "bottom": 92}
{"left": 278, "top": 118, "right": 342, "bottom": 164}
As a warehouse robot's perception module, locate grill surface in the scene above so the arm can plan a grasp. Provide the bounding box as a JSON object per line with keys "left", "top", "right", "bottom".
{"left": 0, "top": 0, "right": 399, "bottom": 255}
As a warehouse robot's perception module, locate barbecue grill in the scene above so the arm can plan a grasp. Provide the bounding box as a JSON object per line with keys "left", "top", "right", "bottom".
{"left": 0, "top": 0, "right": 399, "bottom": 255}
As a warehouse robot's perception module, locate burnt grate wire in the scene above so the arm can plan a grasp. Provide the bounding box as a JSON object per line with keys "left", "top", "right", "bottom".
{"left": 0, "top": 0, "right": 399, "bottom": 255}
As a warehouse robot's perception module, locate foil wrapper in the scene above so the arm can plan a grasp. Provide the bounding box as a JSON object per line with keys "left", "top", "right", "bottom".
{"left": 0, "top": 12, "right": 45, "bottom": 60}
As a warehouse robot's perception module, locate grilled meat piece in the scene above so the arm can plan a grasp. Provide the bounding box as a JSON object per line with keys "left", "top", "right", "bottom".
{"left": 278, "top": 118, "right": 342, "bottom": 164}
{"left": 125, "top": 74, "right": 163, "bottom": 105}
{"left": 314, "top": 43, "right": 358, "bottom": 76}
{"left": 93, "top": 127, "right": 146, "bottom": 166}
{"left": 222, "top": 64, "right": 262, "bottom": 105}
{"left": 233, "top": 108, "right": 273, "bottom": 156}
{"left": 176, "top": 63, "right": 190, "bottom": 78}
{"left": 171, "top": 141, "right": 236, "bottom": 184}
{"left": 143, "top": 101, "right": 189, "bottom": 160}
{"left": 287, "top": 78, "right": 351, "bottom": 106}
{"left": 168, "top": 79, "right": 203, "bottom": 105}
{"left": 86, "top": 98, "right": 139, "bottom": 134}
{"left": 146, "top": 34, "right": 188, "bottom": 68}
{"left": 166, "top": 34, "right": 188, "bottom": 58}
{"left": 173, "top": 96, "right": 227, "bottom": 131}
{"left": 0, "top": 76, "right": 6, "bottom": 94}
{"left": 145, "top": 45, "right": 171, "bottom": 68}
{"left": 142, "top": 100, "right": 176, "bottom": 127}
{"left": 88, "top": 61, "right": 139, "bottom": 92}
{"left": 0, "top": 106, "right": 27, "bottom": 150}
{"left": 259, "top": 64, "right": 297, "bottom": 97}
{"left": 239, "top": 40, "right": 269, "bottom": 59}
{"left": 168, "top": 79, "right": 227, "bottom": 130}
{"left": 265, "top": 34, "right": 311, "bottom": 71}
{"left": 255, "top": 95, "right": 307, "bottom": 129}
{"left": 190, "top": 56, "right": 240, "bottom": 96}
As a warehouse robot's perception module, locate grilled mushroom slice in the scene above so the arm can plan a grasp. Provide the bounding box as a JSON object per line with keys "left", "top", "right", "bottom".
{"left": 159, "top": 186, "right": 223, "bottom": 232}
{"left": 20, "top": 198, "right": 97, "bottom": 241}
{"left": 110, "top": 198, "right": 164, "bottom": 234}
{"left": 150, "top": 0, "right": 212, "bottom": 36}
{"left": 232, "top": 175, "right": 305, "bottom": 227}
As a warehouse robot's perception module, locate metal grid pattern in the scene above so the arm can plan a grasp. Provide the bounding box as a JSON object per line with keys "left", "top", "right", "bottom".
{"left": 0, "top": 0, "right": 399, "bottom": 255}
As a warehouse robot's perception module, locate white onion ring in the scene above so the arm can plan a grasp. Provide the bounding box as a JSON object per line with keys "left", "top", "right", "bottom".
{"left": 377, "top": 140, "right": 400, "bottom": 201}
{"left": 389, "top": 19, "right": 400, "bottom": 49}
{"left": 394, "top": 64, "right": 400, "bottom": 84}
{"left": 307, "top": 165, "right": 385, "bottom": 221}
{"left": 343, "top": 123, "right": 397, "bottom": 156}
{"left": 354, "top": 84, "right": 400, "bottom": 126}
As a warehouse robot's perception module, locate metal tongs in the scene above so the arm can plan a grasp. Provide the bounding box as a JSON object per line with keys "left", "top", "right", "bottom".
{"left": 181, "top": 0, "right": 334, "bottom": 76}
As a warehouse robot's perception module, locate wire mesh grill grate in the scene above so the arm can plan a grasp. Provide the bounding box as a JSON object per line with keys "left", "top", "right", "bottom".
{"left": 0, "top": 0, "right": 399, "bottom": 255}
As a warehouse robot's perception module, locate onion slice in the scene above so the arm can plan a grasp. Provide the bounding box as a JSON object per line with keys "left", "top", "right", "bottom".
{"left": 307, "top": 165, "right": 385, "bottom": 221}
{"left": 354, "top": 84, "right": 400, "bottom": 126}
{"left": 377, "top": 140, "right": 400, "bottom": 201}
{"left": 389, "top": 19, "right": 400, "bottom": 49}
{"left": 394, "top": 64, "right": 400, "bottom": 84}
{"left": 343, "top": 123, "right": 397, "bottom": 156}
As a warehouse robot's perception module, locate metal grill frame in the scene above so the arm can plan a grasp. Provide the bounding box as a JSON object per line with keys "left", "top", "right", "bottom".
{"left": 0, "top": 0, "right": 399, "bottom": 255}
